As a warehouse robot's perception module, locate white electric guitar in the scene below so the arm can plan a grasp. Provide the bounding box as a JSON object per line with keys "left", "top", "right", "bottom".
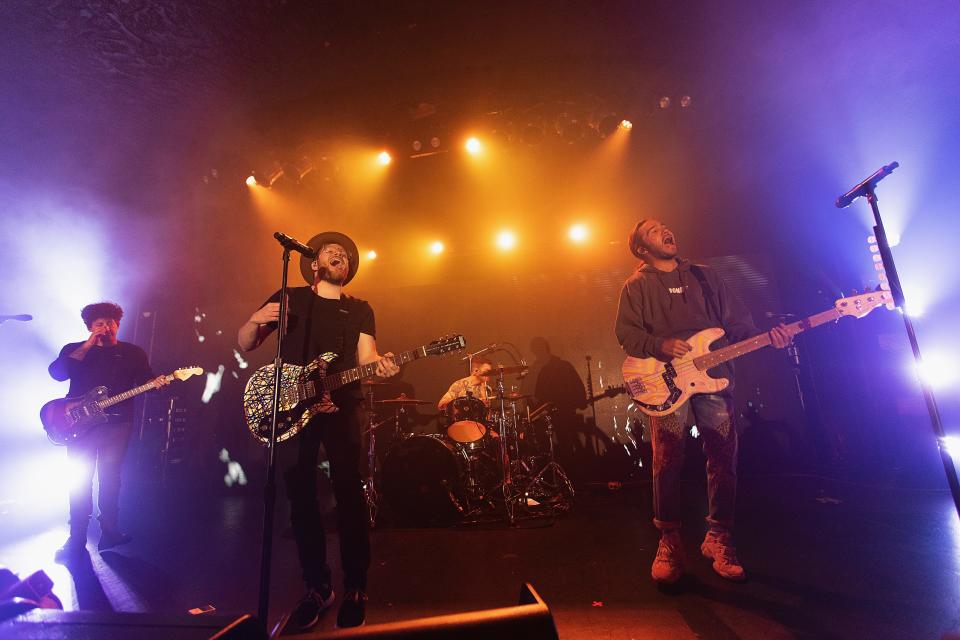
{"left": 622, "top": 291, "right": 894, "bottom": 417}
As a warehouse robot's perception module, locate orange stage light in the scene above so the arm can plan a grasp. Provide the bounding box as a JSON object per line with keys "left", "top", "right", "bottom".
{"left": 569, "top": 224, "right": 589, "bottom": 243}
{"left": 496, "top": 230, "right": 517, "bottom": 250}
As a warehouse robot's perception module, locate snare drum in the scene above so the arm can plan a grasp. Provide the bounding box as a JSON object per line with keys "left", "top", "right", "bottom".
{"left": 445, "top": 395, "right": 489, "bottom": 445}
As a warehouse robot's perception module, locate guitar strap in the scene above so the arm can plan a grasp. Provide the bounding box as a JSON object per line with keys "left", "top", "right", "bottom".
{"left": 690, "top": 265, "right": 722, "bottom": 326}
{"left": 333, "top": 295, "right": 350, "bottom": 359}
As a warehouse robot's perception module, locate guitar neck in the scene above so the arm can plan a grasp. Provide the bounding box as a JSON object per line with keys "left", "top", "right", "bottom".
{"left": 694, "top": 307, "right": 841, "bottom": 371}
{"left": 321, "top": 347, "right": 427, "bottom": 393}
{"left": 98, "top": 374, "right": 170, "bottom": 409}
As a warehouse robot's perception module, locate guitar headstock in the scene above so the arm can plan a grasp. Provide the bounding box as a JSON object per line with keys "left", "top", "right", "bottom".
{"left": 173, "top": 366, "right": 204, "bottom": 381}
{"left": 425, "top": 334, "right": 467, "bottom": 356}
{"left": 835, "top": 291, "right": 894, "bottom": 319}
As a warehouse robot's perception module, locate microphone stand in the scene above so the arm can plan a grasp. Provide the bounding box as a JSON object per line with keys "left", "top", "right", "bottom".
{"left": 859, "top": 182, "right": 960, "bottom": 520}
{"left": 256, "top": 246, "right": 295, "bottom": 622}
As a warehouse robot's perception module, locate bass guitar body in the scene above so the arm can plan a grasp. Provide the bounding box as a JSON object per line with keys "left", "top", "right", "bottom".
{"left": 40, "top": 386, "right": 111, "bottom": 445}
{"left": 622, "top": 328, "right": 729, "bottom": 417}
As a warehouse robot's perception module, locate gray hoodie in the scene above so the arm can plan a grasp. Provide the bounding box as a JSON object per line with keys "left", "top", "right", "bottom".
{"left": 615, "top": 258, "right": 758, "bottom": 384}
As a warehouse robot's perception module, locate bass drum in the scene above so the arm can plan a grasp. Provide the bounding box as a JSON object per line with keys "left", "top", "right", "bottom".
{"left": 381, "top": 435, "right": 468, "bottom": 526}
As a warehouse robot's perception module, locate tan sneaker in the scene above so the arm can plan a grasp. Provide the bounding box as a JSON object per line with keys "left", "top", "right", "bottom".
{"left": 701, "top": 530, "right": 746, "bottom": 581}
{"left": 651, "top": 531, "right": 684, "bottom": 584}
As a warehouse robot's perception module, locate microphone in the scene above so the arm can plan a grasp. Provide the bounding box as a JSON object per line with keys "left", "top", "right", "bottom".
{"left": 273, "top": 232, "right": 316, "bottom": 258}
{"left": 0, "top": 314, "right": 32, "bottom": 323}
{"left": 835, "top": 162, "right": 899, "bottom": 208}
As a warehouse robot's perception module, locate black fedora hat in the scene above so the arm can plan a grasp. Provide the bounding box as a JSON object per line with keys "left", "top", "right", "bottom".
{"left": 299, "top": 231, "right": 360, "bottom": 285}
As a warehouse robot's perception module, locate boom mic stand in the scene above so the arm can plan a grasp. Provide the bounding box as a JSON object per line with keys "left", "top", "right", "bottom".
{"left": 256, "top": 233, "right": 313, "bottom": 622}
{"left": 837, "top": 163, "right": 960, "bottom": 521}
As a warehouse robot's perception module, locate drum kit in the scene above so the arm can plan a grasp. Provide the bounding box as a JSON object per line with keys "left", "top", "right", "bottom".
{"left": 361, "top": 365, "right": 574, "bottom": 527}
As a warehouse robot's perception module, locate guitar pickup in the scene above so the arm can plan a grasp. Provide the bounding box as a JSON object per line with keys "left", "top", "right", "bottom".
{"left": 625, "top": 378, "right": 646, "bottom": 396}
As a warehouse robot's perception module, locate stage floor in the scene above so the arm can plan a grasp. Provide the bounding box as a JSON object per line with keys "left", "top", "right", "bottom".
{"left": 2, "top": 471, "right": 958, "bottom": 639}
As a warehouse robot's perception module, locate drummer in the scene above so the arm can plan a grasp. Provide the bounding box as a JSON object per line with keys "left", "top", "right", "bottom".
{"left": 437, "top": 356, "right": 494, "bottom": 411}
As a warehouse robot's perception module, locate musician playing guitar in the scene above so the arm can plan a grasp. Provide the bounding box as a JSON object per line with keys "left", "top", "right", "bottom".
{"left": 615, "top": 219, "right": 791, "bottom": 585}
{"left": 237, "top": 231, "right": 398, "bottom": 630}
{"left": 48, "top": 301, "right": 169, "bottom": 555}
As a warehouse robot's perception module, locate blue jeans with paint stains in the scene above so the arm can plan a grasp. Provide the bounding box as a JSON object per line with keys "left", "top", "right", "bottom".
{"left": 648, "top": 393, "right": 737, "bottom": 533}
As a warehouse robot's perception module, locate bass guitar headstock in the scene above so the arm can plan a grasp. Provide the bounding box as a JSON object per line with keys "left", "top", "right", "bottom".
{"left": 835, "top": 291, "right": 894, "bottom": 319}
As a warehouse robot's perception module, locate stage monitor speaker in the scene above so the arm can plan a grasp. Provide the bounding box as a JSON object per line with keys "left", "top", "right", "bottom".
{"left": 297, "top": 583, "right": 558, "bottom": 640}
{"left": 1, "top": 609, "right": 262, "bottom": 640}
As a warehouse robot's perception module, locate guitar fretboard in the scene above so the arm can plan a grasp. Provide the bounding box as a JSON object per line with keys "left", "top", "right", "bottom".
{"left": 321, "top": 348, "right": 427, "bottom": 392}
{"left": 694, "top": 308, "right": 842, "bottom": 371}
{"left": 98, "top": 375, "right": 172, "bottom": 409}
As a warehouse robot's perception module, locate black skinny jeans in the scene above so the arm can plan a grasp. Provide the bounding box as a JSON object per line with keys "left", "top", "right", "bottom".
{"left": 283, "top": 401, "right": 369, "bottom": 591}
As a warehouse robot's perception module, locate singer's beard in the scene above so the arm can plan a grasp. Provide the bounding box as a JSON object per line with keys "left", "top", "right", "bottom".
{"left": 316, "top": 267, "right": 347, "bottom": 285}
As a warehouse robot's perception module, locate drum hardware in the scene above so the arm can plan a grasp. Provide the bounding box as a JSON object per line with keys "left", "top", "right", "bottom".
{"left": 478, "top": 365, "right": 529, "bottom": 377}
{"left": 371, "top": 370, "right": 574, "bottom": 527}
{"left": 374, "top": 395, "right": 432, "bottom": 405}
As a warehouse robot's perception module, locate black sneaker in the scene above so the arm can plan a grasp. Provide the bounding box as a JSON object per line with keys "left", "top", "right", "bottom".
{"left": 335, "top": 589, "right": 367, "bottom": 629}
{"left": 292, "top": 586, "right": 335, "bottom": 630}
{"left": 98, "top": 530, "right": 132, "bottom": 551}
{"left": 55, "top": 535, "right": 88, "bottom": 561}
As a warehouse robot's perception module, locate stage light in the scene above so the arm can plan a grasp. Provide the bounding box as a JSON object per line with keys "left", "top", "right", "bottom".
{"left": 496, "top": 230, "right": 517, "bottom": 251}
{"left": 377, "top": 151, "right": 392, "bottom": 166}
{"left": 659, "top": 96, "right": 671, "bottom": 109}
{"left": 903, "top": 301, "right": 925, "bottom": 318}
{"left": 465, "top": 137, "right": 482, "bottom": 155}
{"left": 429, "top": 241, "right": 445, "bottom": 255}
{"left": 620, "top": 119, "right": 633, "bottom": 130}
{"left": 568, "top": 224, "right": 589, "bottom": 243}
{"left": 366, "top": 250, "right": 378, "bottom": 260}
{"left": 680, "top": 95, "right": 693, "bottom": 108}
{"left": 430, "top": 137, "right": 441, "bottom": 149}
{"left": 245, "top": 175, "right": 257, "bottom": 187}
{"left": 915, "top": 352, "right": 959, "bottom": 390}
{"left": 412, "top": 140, "right": 423, "bottom": 152}
{"left": 941, "top": 435, "right": 960, "bottom": 460}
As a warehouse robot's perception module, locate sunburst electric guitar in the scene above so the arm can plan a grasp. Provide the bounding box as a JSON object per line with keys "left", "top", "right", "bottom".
{"left": 622, "top": 291, "right": 893, "bottom": 417}
{"left": 40, "top": 366, "right": 204, "bottom": 445}
{"left": 243, "top": 334, "right": 466, "bottom": 444}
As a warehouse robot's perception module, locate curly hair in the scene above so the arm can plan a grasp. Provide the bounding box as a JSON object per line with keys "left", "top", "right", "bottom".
{"left": 81, "top": 301, "right": 124, "bottom": 329}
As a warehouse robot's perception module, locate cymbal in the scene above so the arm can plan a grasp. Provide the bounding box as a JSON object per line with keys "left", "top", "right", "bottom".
{"left": 374, "top": 396, "right": 432, "bottom": 405}
{"left": 478, "top": 366, "right": 529, "bottom": 376}
{"left": 502, "top": 392, "right": 531, "bottom": 400}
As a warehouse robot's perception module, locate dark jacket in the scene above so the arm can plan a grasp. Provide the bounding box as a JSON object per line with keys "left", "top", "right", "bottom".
{"left": 615, "top": 259, "right": 758, "bottom": 383}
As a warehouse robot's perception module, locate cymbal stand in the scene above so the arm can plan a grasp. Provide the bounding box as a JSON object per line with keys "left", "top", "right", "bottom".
{"left": 361, "top": 386, "right": 391, "bottom": 528}
{"left": 518, "top": 409, "right": 574, "bottom": 514}
{"left": 490, "top": 366, "right": 520, "bottom": 524}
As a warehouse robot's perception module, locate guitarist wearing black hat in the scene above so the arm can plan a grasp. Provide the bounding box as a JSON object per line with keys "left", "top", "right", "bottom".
{"left": 238, "top": 231, "right": 399, "bottom": 629}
